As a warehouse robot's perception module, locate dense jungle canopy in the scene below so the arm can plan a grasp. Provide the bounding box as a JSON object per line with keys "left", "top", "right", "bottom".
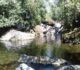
{"left": 0, "top": 0, "right": 80, "bottom": 30}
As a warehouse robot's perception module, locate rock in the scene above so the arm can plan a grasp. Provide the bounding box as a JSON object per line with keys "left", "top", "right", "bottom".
{"left": 18, "top": 54, "right": 30, "bottom": 63}
{"left": 57, "top": 65, "right": 74, "bottom": 70}
{"left": 17, "top": 54, "right": 80, "bottom": 70}
{"left": 58, "top": 65, "right": 80, "bottom": 70}
{"left": 34, "top": 24, "right": 46, "bottom": 37}
{"left": 52, "top": 58, "right": 67, "bottom": 67}
{"left": 34, "top": 24, "right": 55, "bottom": 45}
{"left": 16, "top": 63, "right": 34, "bottom": 70}
{"left": 46, "top": 25, "right": 55, "bottom": 42}
{"left": 18, "top": 54, "right": 68, "bottom": 66}
{"left": 0, "top": 29, "right": 35, "bottom": 41}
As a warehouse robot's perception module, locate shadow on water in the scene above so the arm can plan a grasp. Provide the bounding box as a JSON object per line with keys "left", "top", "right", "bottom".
{"left": 30, "top": 63, "right": 56, "bottom": 70}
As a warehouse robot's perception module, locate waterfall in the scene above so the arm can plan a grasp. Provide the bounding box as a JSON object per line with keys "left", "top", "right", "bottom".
{"left": 45, "top": 44, "right": 53, "bottom": 58}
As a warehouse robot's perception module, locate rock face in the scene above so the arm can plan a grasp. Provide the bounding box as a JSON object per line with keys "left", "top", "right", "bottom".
{"left": 34, "top": 23, "right": 62, "bottom": 46}
{"left": 0, "top": 29, "right": 35, "bottom": 41}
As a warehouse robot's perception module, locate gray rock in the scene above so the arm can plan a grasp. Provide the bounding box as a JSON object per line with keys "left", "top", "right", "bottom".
{"left": 58, "top": 65, "right": 80, "bottom": 70}
{"left": 0, "top": 29, "right": 35, "bottom": 41}
{"left": 18, "top": 54, "right": 68, "bottom": 66}
{"left": 16, "top": 63, "right": 34, "bottom": 70}
{"left": 52, "top": 58, "right": 68, "bottom": 67}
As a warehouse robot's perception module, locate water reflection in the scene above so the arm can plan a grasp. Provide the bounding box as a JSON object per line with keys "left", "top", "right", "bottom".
{"left": 0, "top": 39, "right": 33, "bottom": 50}
{"left": 45, "top": 44, "right": 54, "bottom": 58}
{"left": 0, "top": 36, "right": 80, "bottom": 70}
{"left": 0, "top": 36, "right": 62, "bottom": 58}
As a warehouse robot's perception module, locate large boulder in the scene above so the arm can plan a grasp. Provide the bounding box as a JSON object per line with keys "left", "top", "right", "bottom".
{"left": 0, "top": 29, "right": 35, "bottom": 41}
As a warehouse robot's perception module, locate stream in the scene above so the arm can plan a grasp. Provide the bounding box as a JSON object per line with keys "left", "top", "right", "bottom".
{"left": 0, "top": 37, "right": 80, "bottom": 70}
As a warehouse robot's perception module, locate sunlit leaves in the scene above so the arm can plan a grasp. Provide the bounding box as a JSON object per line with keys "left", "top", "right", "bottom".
{"left": 0, "top": 0, "right": 46, "bottom": 27}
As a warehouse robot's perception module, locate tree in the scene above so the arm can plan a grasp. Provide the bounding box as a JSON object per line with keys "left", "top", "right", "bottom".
{"left": 0, "top": 0, "right": 46, "bottom": 29}
{"left": 51, "top": 0, "right": 80, "bottom": 29}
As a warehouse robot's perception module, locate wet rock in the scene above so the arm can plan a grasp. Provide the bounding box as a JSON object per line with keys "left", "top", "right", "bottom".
{"left": 52, "top": 58, "right": 68, "bottom": 67}
{"left": 58, "top": 65, "right": 80, "bottom": 70}
{"left": 18, "top": 54, "right": 68, "bottom": 66}
{"left": 16, "top": 63, "right": 34, "bottom": 70}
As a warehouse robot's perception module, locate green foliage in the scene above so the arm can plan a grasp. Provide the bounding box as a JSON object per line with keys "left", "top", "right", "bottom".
{"left": 1, "top": 0, "right": 80, "bottom": 29}
{"left": 0, "top": 0, "right": 21, "bottom": 27}
{"left": 51, "top": 0, "right": 80, "bottom": 28}
{"left": 0, "top": 0, "right": 46, "bottom": 28}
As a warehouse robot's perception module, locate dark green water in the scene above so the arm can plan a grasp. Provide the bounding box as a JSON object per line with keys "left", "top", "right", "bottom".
{"left": 0, "top": 40, "right": 80, "bottom": 70}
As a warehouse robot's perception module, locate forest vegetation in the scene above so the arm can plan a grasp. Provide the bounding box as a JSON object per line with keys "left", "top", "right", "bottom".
{"left": 0, "top": 0, "right": 80, "bottom": 42}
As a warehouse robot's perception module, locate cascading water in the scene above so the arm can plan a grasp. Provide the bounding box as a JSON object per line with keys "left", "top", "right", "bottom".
{"left": 43, "top": 0, "right": 62, "bottom": 59}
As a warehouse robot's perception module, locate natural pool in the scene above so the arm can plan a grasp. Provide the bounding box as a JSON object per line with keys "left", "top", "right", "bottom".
{"left": 0, "top": 39, "right": 80, "bottom": 70}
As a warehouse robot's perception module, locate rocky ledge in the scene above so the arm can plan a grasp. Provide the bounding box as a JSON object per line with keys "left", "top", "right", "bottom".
{"left": 18, "top": 54, "right": 68, "bottom": 67}
{"left": 18, "top": 54, "right": 80, "bottom": 70}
